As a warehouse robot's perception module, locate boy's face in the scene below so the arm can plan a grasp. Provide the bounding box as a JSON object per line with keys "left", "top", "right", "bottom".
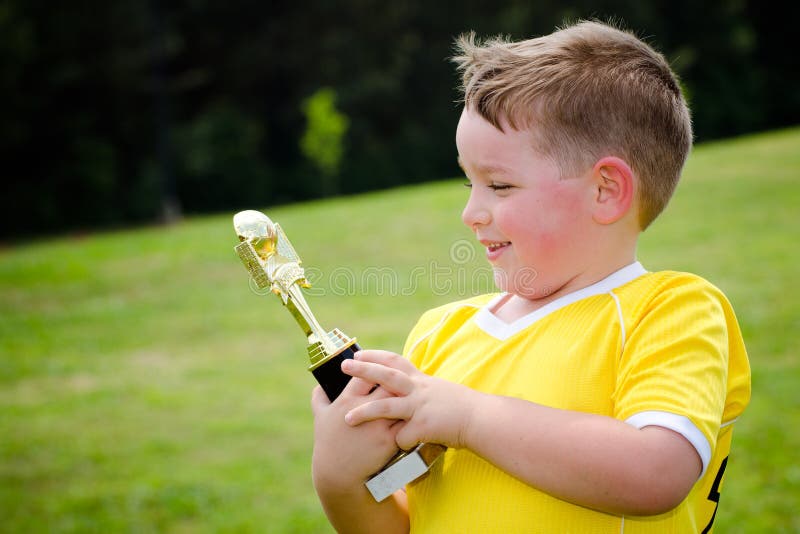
{"left": 456, "top": 109, "right": 595, "bottom": 300}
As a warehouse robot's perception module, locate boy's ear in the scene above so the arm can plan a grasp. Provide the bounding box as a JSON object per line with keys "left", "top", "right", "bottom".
{"left": 591, "top": 156, "right": 635, "bottom": 225}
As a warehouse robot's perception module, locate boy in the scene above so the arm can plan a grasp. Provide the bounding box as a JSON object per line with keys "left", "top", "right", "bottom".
{"left": 311, "top": 20, "right": 751, "bottom": 533}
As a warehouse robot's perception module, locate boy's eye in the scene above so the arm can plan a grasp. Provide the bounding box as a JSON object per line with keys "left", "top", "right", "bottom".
{"left": 489, "top": 183, "right": 512, "bottom": 191}
{"left": 462, "top": 182, "right": 512, "bottom": 191}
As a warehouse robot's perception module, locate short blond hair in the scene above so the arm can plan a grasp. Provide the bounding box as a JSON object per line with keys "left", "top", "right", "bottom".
{"left": 452, "top": 21, "right": 693, "bottom": 229}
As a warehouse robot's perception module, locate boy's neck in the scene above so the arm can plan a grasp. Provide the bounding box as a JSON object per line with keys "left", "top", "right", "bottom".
{"left": 490, "top": 256, "right": 638, "bottom": 324}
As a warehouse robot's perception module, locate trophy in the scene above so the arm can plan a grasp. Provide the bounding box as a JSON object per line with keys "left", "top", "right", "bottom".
{"left": 232, "top": 210, "right": 444, "bottom": 502}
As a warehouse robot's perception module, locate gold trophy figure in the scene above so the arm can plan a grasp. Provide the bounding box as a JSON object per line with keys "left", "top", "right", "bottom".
{"left": 232, "top": 209, "right": 443, "bottom": 502}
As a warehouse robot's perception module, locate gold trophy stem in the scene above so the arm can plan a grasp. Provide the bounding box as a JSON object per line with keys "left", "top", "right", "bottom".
{"left": 233, "top": 209, "right": 443, "bottom": 503}
{"left": 283, "top": 285, "right": 338, "bottom": 355}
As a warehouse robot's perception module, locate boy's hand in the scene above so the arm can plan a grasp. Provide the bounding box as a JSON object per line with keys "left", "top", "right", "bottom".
{"left": 310, "top": 375, "right": 402, "bottom": 491}
{"left": 341, "top": 350, "right": 476, "bottom": 451}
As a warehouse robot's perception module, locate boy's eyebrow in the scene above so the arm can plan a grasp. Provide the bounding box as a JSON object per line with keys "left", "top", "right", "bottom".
{"left": 457, "top": 156, "right": 511, "bottom": 176}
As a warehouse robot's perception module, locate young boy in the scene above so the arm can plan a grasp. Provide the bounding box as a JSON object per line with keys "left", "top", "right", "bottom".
{"left": 311, "top": 20, "right": 751, "bottom": 533}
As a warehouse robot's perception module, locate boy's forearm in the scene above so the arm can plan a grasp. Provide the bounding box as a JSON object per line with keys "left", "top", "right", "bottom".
{"left": 311, "top": 379, "right": 410, "bottom": 532}
{"left": 461, "top": 392, "right": 700, "bottom": 516}
{"left": 314, "top": 482, "right": 409, "bottom": 534}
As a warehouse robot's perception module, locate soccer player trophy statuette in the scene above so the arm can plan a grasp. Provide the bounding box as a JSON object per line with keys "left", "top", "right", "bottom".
{"left": 232, "top": 209, "right": 444, "bottom": 502}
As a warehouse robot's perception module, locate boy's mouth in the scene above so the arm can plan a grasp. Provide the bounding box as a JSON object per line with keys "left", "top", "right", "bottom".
{"left": 482, "top": 241, "right": 511, "bottom": 260}
{"left": 485, "top": 241, "right": 511, "bottom": 252}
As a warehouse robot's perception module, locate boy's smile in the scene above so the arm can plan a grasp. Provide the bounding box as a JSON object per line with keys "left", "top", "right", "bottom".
{"left": 456, "top": 108, "right": 598, "bottom": 302}
{"left": 483, "top": 240, "right": 511, "bottom": 260}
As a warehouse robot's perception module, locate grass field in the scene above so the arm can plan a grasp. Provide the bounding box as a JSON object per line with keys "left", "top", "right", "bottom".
{"left": 2, "top": 126, "right": 799, "bottom": 532}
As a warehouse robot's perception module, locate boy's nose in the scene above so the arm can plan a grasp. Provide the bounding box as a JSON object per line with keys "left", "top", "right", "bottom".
{"left": 461, "top": 195, "right": 491, "bottom": 229}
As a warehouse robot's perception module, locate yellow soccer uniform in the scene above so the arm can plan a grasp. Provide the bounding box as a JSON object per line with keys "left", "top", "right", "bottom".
{"left": 403, "top": 262, "right": 751, "bottom": 533}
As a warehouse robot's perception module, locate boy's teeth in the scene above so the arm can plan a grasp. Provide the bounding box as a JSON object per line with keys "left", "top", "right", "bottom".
{"left": 488, "top": 242, "right": 510, "bottom": 251}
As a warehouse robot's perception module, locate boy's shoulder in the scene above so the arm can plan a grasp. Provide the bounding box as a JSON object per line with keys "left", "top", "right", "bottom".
{"left": 417, "top": 293, "right": 497, "bottom": 323}
{"left": 404, "top": 294, "right": 497, "bottom": 359}
{"left": 408, "top": 294, "right": 496, "bottom": 336}
{"left": 617, "top": 269, "right": 736, "bottom": 320}
{"left": 622, "top": 269, "right": 728, "bottom": 298}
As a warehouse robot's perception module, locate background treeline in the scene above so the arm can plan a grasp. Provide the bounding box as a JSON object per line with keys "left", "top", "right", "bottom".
{"left": 1, "top": 0, "right": 797, "bottom": 239}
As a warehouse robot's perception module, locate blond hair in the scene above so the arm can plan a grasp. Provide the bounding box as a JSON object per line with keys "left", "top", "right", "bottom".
{"left": 452, "top": 21, "right": 693, "bottom": 229}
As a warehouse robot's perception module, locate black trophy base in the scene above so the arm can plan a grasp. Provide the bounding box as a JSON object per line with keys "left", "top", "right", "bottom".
{"left": 311, "top": 343, "right": 361, "bottom": 401}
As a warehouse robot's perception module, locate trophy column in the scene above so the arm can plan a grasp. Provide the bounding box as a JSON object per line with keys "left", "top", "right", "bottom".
{"left": 232, "top": 209, "right": 444, "bottom": 502}
{"left": 311, "top": 347, "right": 358, "bottom": 400}
{"left": 307, "top": 330, "right": 361, "bottom": 401}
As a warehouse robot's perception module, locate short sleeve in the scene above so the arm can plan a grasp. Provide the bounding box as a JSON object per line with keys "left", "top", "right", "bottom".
{"left": 402, "top": 307, "right": 443, "bottom": 365}
{"left": 613, "top": 275, "right": 730, "bottom": 477}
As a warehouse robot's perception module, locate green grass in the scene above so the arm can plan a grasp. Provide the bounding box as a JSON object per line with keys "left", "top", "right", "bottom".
{"left": 2, "top": 126, "right": 799, "bottom": 532}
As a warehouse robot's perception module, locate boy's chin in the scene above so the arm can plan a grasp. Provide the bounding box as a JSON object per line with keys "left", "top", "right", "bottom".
{"left": 515, "top": 287, "right": 555, "bottom": 301}
{"left": 493, "top": 267, "right": 548, "bottom": 299}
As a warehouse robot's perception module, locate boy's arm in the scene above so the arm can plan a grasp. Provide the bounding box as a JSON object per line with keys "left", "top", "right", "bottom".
{"left": 342, "top": 351, "right": 701, "bottom": 517}
{"left": 310, "top": 383, "right": 409, "bottom": 533}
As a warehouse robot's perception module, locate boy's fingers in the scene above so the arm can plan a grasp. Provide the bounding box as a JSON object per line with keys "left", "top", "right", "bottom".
{"left": 395, "top": 424, "right": 422, "bottom": 452}
{"left": 345, "top": 398, "right": 411, "bottom": 426}
{"left": 341, "top": 374, "right": 377, "bottom": 397}
{"left": 342, "top": 359, "right": 413, "bottom": 396}
{"left": 355, "top": 350, "right": 415, "bottom": 373}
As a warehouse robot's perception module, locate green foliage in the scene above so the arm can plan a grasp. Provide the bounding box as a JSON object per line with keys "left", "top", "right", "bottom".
{"left": 174, "top": 104, "right": 271, "bottom": 211}
{"left": 2, "top": 0, "right": 798, "bottom": 239}
{"left": 1, "top": 127, "right": 799, "bottom": 532}
{"left": 300, "top": 88, "right": 350, "bottom": 193}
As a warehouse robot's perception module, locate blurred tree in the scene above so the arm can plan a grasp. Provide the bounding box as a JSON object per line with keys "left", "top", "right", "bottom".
{"left": 174, "top": 103, "right": 270, "bottom": 212}
{"left": 300, "top": 88, "right": 350, "bottom": 196}
{"left": 0, "top": 0, "right": 796, "bottom": 239}
{"left": 149, "top": 0, "right": 181, "bottom": 223}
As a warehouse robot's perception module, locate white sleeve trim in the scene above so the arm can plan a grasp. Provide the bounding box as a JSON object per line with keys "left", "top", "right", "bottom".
{"left": 608, "top": 291, "right": 626, "bottom": 351}
{"left": 624, "top": 411, "right": 711, "bottom": 479}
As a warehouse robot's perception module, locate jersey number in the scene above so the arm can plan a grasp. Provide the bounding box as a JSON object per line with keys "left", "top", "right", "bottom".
{"left": 701, "top": 456, "right": 728, "bottom": 534}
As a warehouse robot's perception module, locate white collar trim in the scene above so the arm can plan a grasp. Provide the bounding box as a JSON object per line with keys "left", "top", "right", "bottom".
{"left": 474, "top": 262, "right": 647, "bottom": 340}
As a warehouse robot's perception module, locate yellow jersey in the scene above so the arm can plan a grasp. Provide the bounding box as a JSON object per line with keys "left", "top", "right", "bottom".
{"left": 403, "top": 263, "right": 751, "bottom": 533}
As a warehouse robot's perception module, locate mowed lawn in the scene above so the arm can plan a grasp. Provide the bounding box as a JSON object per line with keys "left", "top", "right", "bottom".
{"left": 1, "top": 126, "right": 798, "bottom": 533}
